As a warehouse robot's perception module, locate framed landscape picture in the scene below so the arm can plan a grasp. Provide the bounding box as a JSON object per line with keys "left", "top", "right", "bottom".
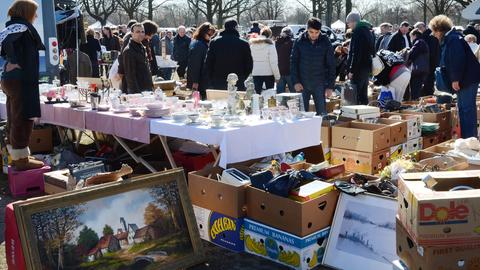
{"left": 14, "top": 168, "right": 205, "bottom": 270}
{"left": 322, "top": 193, "right": 398, "bottom": 270}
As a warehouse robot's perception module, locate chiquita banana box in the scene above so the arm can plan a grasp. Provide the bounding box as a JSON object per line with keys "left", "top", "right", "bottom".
{"left": 193, "top": 205, "right": 244, "bottom": 252}
{"left": 244, "top": 218, "right": 330, "bottom": 270}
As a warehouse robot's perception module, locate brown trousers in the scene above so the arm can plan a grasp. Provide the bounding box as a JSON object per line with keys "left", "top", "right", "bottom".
{"left": 1, "top": 79, "right": 33, "bottom": 149}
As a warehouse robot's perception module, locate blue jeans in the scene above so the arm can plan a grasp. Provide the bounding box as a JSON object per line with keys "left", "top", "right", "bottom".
{"left": 302, "top": 87, "right": 326, "bottom": 115}
{"left": 276, "top": 75, "right": 294, "bottom": 93}
{"left": 457, "top": 83, "right": 478, "bottom": 138}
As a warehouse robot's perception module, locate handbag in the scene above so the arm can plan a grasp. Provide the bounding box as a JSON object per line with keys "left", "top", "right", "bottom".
{"left": 341, "top": 81, "right": 357, "bottom": 105}
{"left": 372, "top": 54, "right": 385, "bottom": 76}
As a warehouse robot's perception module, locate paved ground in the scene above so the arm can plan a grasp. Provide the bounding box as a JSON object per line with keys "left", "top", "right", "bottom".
{"left": 0, "top": 174, "right": 334, "bottom": 270}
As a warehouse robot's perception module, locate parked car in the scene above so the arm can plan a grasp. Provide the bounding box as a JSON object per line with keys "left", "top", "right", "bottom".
{"left": 288, "top": 24, "right": 343, "bottom": 43}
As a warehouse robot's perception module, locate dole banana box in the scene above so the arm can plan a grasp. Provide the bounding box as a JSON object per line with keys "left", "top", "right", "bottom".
{"left": 398, "top": 171, "right": 480, "bottom": 247}
{"left": 244, "top": 218, "right": 330, "bottom": 270}
{"left": 193, "top": 205, "right": 244, "bottom": 252}
{"left": 396, "top": 217, "right": 480, "bottom": 270}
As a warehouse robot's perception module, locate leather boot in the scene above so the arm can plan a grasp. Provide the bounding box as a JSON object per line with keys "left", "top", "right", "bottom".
{"left": 12, "top": 158, "right": 44, "bottom": 171}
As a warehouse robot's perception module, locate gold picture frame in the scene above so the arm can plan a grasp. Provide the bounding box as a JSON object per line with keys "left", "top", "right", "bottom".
{"left": 14, "top": 168, "right": 205, "bottom": 270}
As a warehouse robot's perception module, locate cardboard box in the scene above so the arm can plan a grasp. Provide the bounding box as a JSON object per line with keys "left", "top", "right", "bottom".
{"left": 246, "top": 186, "right": 339, "bottom": 237}
{"left": 326, "top": 99, "right": 341, "bottom": 113}
{"left": 382, "top": 113, "right": 422, "bottom": 140}
{"left": 244, "top": 218, "right": 330, "bottom": 270}
{"left": 188, "top": 166, "right": 247, "bottom": 218}
{"left": 398, "top": 170, "right": 480, "bottom": 246}
{"left": 332, "top": 122, "right": 391, "bottom": 153}
{"left": 390, "top": 144, "right": 405, "bottom": 162}
{"left": 412, "top": 151, "right": 469, "bottom": 171}
{"left": 403, "top": 137, "right": 423, "bottom": 155}
{"left": 438, "top": 130, "right": 452, "bottom": 144}
{"left": 396, "top": 217, "right": 480, "bottom": 270}
{"left": 28, "top": 127, "right": 53, "bottom": 154}
{"left": 401, "top": 110, "right": 451, "bottom": 131}
{"left": 193, "top": 205, "right": 244, "bottom": 252}
{"left": 323, "top": 147, "right": 331, "bottom": 163}
{"left": 44, "top": 169, "right": 74, "bottom": 194}
{"left": 422, "top": 133, "right": 439, "bottom": 149}
{"left": 294, "top": 145, "right": 325, "bottom": 165}
{"left": 331, "top": 147, "right": 390, "bottom": 175}
{"left": 373, "top": 118, "right": 408, "bottom": 146}
{"left": 321, "top": 125, "right": 331, "bottom": 148}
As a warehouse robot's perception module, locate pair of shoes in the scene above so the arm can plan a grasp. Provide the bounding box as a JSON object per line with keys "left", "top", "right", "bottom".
{"left": 12, "top": 158, "right": 44, "bottom": 171}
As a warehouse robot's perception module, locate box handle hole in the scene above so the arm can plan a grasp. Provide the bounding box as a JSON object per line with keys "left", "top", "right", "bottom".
{"left": 457, "top": 260, "right": 465, "bottom": 267}
{"left": 260, "top": 203, "right": 266, "bottom": 210}
{"left": 279, "top": 210, "right": 284, "bottom": 216}
{"left": 201, "top": 189, "right": 206, "bottom": 195}
{"left": 403, "top": 198, "right": 409, "bottom": 209}
{"left": 307, "top": 222, "right": 312, "bottom": 228}
{"left": 218, "top": 194, "right": 223, "bottom": 200}
{"left": 318, "top": 201, "right": 327, "bottom": 210}
{"left": 406, "top": 237, "right": 414, "bottom": 249}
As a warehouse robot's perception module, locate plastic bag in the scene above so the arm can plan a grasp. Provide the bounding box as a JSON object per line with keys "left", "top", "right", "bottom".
{"left": 341, "top": 81, "right": 357, "bottom": 105}
{"left": 108, "top": 59, "right": 122, "bottom": 89}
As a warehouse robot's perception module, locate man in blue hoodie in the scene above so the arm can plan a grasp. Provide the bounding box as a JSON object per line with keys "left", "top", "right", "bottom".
{"left": 346, "top": 11, "right": 375, "bottom": 105}
{"left": 290, "top": 17, "right": 336, "bottom": 115}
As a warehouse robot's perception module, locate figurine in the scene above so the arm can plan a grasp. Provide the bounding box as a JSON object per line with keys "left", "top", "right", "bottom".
{"left": 226, "top": 73, "right": 238, "bottom": 116}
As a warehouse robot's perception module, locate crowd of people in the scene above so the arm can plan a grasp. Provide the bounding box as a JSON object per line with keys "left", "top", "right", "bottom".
{"left": 76, "top": 13, "right": 480, "bottom": 140}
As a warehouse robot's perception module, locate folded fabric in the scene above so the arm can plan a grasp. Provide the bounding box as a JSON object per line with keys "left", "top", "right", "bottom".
{"left": 264, "top": 173, "right": 300, "bottom": 197}
{"left": 250, "top": 170, "right": 274, "bottom": 190}
{"left": 334, "top": 181, "right": 366, "bottom": 196}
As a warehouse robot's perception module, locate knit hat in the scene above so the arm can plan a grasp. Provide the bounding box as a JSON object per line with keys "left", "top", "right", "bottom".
{"left": 224, "top": 19, "right": 238, "bottom": 31}
{"left": 281, "top": 27, "right": 293, "bottom": 38}
{"left": 346, "top": 11, "right": 361, "bottom": 23}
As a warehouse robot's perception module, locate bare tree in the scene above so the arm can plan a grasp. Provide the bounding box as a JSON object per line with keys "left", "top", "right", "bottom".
{"left": 255, "top": 0, "right": 285, "bottom": 20}
{"left": 411, "top": 0, "right": 457, "bottom": 17}
{"left": 186, "top": 0, "right": 254, "bottom": 27}
{"left": 146, "top": 0, "right": 170, "bottom": 20}
{"left": 118, "top": 0, "right": 147, "bottom": 20}
{"left": 81, "top": 0, "right": 117, "bottom": 26}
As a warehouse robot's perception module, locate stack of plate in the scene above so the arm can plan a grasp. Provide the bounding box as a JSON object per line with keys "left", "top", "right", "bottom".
{"left": 144, "top": 108, "right": 170, "bottom": 118}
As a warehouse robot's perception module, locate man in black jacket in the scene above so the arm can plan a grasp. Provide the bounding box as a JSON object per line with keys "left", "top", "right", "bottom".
{"left": 122, "top": 23, "right": 153, "bottom": 94}
{"left": 464, "top": 22, "right": 480, "bottom": 44}
{"left": 375, "top": 23, "right": 393, "bottom": 52}
{"left": 346, "top": 11, "right": 375, "bottom": 105}
{"left": 388, "top": 21, "right": 411, "bottom": 52}
{"left": 414, "top": 22, "right": 440, "bottom": 96}
{"left": 291, "top": 18, "right": 335, "bottom": 115}
{"left": 205, "top": 19, "right": 253, "bottom": 91}
{"left": 173, "top": 26, "right": 191, "bottom": 79}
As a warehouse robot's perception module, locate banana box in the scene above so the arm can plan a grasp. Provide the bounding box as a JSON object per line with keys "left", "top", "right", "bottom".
{"left": 193, "top": 205, "right": 244, "bottom": 252}
{"left": 244, "top": 218, "right": 330, "bottom": 270}
{"left": 389, "top": 144, "right": 404, "bottom": 162}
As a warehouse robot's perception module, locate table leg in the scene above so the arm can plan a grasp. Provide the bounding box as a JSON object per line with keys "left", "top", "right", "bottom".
{"left": 112, "top": 135, "right": 157, "bottom": 173}
{"left": 158, "top": 135, "right": 177, "bottom": 168}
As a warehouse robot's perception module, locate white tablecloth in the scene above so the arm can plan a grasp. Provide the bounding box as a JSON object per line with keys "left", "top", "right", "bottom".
{"left": 150, "top": 117, "right": 322, "bottom": 167}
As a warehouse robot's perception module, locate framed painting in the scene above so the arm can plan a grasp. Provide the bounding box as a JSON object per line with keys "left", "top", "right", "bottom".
{"left": 322, "top": 193, "right": 398, "bottom": 270}
{"left": 14, "top": 168, "right": 205, "bottom": 270}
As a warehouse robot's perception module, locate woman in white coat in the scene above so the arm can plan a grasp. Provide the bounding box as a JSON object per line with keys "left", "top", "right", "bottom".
{"left": 249, "top": 27, "right": 281, "bottom": 94}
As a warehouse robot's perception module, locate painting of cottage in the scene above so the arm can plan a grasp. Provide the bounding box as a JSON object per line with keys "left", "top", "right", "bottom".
{"left": 29, "top": 182, "right": 194, "bottom": 269}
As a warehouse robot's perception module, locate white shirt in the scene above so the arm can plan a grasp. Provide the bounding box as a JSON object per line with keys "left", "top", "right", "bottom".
{"left": 403, "top": 35, "right": 410, "bottom": 49}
